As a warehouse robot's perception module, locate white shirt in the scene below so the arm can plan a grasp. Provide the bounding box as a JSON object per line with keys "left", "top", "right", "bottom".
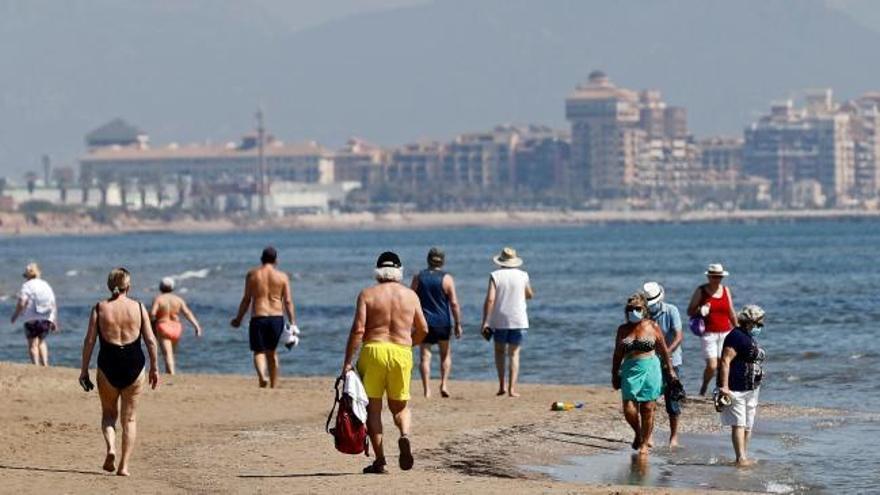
{"left": 488, "top": 268, "right": 530, "bottom": 329}
{"left": 18, "top": 278, "right": 56, "bottom": 323}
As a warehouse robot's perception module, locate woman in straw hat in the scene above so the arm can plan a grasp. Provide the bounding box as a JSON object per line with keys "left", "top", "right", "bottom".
{"left": 480, "top": 247, "right": 533, "bottom": 397}
{"left": 687, "top": 263, "right": 738, "bottom": 396}
{"left": 10, "top": 262, "right": 58, "bottom": 366}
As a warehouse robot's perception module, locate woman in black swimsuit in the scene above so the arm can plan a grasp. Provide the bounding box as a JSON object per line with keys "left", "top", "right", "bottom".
{"left": 79, "top": 268, "right": 159, "bottom": 476}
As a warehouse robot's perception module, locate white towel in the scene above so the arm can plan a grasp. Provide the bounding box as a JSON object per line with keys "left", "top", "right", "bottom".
{"left": 343, "top": 370, "right": 369, "bottom": 423}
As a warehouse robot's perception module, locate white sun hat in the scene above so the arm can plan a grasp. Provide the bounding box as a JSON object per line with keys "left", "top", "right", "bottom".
{"left": 493, "top": 246, "right": 523, "bottom": 268}
{"left": 642, "top": 281, "right": 664, "bottom": 306}
{"left": 705, "top": 263, "right": 729, "bottom": 277}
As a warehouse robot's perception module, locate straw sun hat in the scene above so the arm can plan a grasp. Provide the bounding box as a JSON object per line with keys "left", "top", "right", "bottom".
{"left": 493, "top": 247, "right": 523, "bottom": 268}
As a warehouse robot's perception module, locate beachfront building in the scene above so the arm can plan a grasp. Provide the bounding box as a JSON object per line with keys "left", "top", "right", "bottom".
{"left": 743, "top": 91, "right": 856, "bottom": 207}
{"left": 333, "top": 138, "right": 386, "bottom": 187}
{"left": 565, "top": 71, "right": 644, "bottom": 201}
{"left": 565, "top": 71, "right": 699, "bottom": 206}
{"left": 845, "top": 94, "right": 880, "bottom": 202}
{"left": 79, "top": 119, "right": 334, "bottom": 211}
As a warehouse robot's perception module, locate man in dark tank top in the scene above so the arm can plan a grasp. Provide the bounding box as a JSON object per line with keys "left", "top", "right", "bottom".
{"left": 410, "top": 247, "right": 462, "bottom": 398}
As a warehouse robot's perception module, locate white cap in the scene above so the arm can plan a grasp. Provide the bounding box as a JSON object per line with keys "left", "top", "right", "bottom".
{"left": 160, "top": 277, "right": 175, "bottom": 291}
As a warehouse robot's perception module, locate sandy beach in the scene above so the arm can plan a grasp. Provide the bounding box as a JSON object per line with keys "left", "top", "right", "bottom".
{"left": 2, "top": 208, "right": 880, "bottom": 238}
{"left": 0, "top": 362, "right": 827, "bottom": 494}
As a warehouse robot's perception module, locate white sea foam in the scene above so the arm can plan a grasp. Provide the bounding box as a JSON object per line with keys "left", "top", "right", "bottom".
{"left": 65, "top": 270, "right": 78, "bottom": 277}
{"left": 765, "top": 481, "right": 796, "bottom": 494}
{"left": 786, "top": 375, "right": 800, "bottom": 382}
{"left": 850, "top": 353, "right": 863, "bottom": 360}
{"left": 170, "top": 268, "right": 210, "bottom": 281}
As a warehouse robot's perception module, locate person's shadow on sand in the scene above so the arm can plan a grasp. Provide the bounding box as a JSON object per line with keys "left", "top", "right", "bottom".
{"left": 238, "top": 472, "right": 361, "bottom": 479}
{"left": 0, "top": 464, "right": 105, "bottom": 476}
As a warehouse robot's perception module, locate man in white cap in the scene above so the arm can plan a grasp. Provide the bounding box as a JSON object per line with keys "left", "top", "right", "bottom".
{"left": 643, "top": 281, "right": 684, "bottom": 447}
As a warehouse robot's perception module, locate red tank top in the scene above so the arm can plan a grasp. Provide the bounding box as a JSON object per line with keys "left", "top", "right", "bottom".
{"left": 701, "top": 286, "right": 732, "bottom": 333}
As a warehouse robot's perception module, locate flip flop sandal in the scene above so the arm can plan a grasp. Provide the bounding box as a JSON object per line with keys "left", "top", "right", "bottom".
{"left": 398, "top": 437, "right": 414, "bottom": 471}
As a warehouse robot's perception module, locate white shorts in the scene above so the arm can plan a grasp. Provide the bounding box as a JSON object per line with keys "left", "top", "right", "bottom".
{"left": 720, "top": 388, "right": 760, "bottom": 430}
{"left": 701, "top": 331, "right": 731, "bottom": 359}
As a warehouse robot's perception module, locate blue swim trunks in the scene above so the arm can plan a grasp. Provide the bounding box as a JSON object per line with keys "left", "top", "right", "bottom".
{"left": 493, "top": 328, "right": 526, "bottom": 345}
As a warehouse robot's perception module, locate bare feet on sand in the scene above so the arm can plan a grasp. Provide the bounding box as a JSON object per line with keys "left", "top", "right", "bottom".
{"left": 631, "top": 434, "right": 641, "bottom": 450}
{"left": 668, "top": 436, "right": 680, "bottom": 448}
{"left": 496, "top": 389, "right": 506, "bottom": 396}
{"left": 508, "top": 391, "right": 520, "bottom": 398}
{"left": 102, "top": 453, "right": 116, "bottom": 472}
{"left": 116, "top": 465, "right": 130, "bottom": 476}
{"left": 736, "top": 458, "right": 756, "bottom": 468}
{"left": 440, "top": 389, "right": 450, "bottom": 398}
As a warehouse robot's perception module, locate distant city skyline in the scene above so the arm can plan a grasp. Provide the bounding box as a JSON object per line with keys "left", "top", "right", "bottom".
{"left": 2, "top": 0, "right": 880, "bottom": 177}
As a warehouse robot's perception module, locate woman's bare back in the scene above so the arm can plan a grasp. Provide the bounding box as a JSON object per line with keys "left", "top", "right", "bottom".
{"left": 97, "top": 298, "right": 143, "bottom": 345}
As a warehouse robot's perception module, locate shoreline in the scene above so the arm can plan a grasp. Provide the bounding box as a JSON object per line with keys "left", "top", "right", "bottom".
{"left": 2, "top": 208, "right": 880, "bottom": 238}
{"left": 0, "top": 362, "right": 837, "bottom": 494}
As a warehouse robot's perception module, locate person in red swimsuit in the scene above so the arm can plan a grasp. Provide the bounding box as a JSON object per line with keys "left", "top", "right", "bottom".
{"left": 687, "top": 263, "right": 738, "bottom": 396}
{"left": 149, "top": 277, "right": 203, "bottom": 375}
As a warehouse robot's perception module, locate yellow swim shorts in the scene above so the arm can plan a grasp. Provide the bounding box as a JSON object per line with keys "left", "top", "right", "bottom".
{"left": 357, "top": 341, "right": 413, "bottom": 401}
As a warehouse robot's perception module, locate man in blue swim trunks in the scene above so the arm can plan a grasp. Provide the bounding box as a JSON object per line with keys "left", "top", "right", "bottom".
{"left": 643, "top": 281, "right": 684, "bottom": 447}
{"left": 410, "top": 247, "right": 462, "bottom": 398}
{"left": 231, "top": 246, "right": 297, "bottom": 388}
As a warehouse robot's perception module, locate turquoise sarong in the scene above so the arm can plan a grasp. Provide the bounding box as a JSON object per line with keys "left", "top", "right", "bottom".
{"left": 620, "top": 354, "right": 663, "bottom": 402}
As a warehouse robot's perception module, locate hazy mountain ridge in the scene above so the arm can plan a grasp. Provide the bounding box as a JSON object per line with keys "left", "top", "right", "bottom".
{"left": 1, "top": 0, "right": 879, "bottom": 176}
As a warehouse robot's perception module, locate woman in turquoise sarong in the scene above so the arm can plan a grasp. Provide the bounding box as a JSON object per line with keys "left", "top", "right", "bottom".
{"left": 611, "top": 293, "right": 677, "bottom": 456}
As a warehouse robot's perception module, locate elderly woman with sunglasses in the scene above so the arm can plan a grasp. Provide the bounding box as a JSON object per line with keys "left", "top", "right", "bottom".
{"left": 611, "top": 293, "right": 677, "bottom": 456}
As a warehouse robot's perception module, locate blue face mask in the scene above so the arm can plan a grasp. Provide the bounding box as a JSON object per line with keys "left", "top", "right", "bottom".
{"left": 749, "top": 325, "right": 763, "bottom": 337}
{"left": 628, "top": 309, "right": 644, "bottom": 323}
{"left": 648, "top": 302, "right": 662, "bottom": 316}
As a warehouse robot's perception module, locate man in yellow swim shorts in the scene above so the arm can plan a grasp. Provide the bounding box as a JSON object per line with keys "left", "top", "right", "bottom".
{"left": 342, "top": 251, "right": 428, "bottom": 474}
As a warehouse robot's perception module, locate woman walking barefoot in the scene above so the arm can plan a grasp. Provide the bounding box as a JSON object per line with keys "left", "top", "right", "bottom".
{"left": 79, "top": 268, "right": 159, "bottom": 476}
{"left": 612, "top": 293, "right": 677, "bottom": 456}
{"left": 150, "top": 277, "right": 203, "bottom": 375}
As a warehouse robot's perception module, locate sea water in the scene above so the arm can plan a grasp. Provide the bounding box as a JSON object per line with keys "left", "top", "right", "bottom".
{"left": 1, "top": 219, "right": 878, "bottom": 491}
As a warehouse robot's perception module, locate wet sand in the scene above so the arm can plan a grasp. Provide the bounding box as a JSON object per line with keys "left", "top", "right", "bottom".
{"left": 0, "top": 362, "right": 821, "bottom": 494}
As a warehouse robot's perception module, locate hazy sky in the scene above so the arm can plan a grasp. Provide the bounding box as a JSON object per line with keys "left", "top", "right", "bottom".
{"left": 0, "top": 0, "right": 878, "bottom": 179}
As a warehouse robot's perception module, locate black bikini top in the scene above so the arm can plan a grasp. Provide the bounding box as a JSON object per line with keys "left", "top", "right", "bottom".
{"left": 622, "top": 337, "right": 655, "bottom": 354}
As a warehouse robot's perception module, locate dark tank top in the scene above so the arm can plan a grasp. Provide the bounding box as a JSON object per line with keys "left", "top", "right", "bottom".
{"left": 416, "top": 269, "right": 452, "bottom": 327}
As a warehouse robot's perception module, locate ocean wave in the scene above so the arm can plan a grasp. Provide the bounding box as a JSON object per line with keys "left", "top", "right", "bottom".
{"left": 170, "top": 268, "right": 211, "bottom": 281}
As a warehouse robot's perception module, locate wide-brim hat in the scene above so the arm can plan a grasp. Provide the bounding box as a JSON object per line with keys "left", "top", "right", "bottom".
{"left": 705, "top": 263, "right": 729, "bottom": 277}
{"left": 493, "top": 246, "right": 523, "bottom": 268}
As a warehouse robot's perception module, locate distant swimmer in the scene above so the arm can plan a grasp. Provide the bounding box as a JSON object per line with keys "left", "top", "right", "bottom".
{"left": 643, "top": 282, "right": 685, "bottom": 448}
{"left": 480, "top": 247, "right": 533, "bottom": 397}
{"left": 149, "top": 277, "right": 203, "bottom": 375}
{"left": 611, "top": 293, "right": 677, "bottom": 457}
{"left": 231, "top": 246, "right": 297, "bottom": 388}
{"left": 716, "top": 305, "right": 766, "bottom": 467}
{"left": 10, "top": 262, "right": 58, "bottom": 366}
{"left": 687, "top": 263, "right": 738, "bottom": 396}
{"left": 79, "top": 268, "right": 159, "bottom": 476}
{"left": 410, "top": 247, "right": 462, "bottom": 398}
{"left": 341, "top": 251, "right": 428, "bottom": 474}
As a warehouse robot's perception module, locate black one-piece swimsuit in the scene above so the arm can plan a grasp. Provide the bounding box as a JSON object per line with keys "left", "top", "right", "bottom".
{"left": 96, "top": 302, "right": 146, "bottom": 389}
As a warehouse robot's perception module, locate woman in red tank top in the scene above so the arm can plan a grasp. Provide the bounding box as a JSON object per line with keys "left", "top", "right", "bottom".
{"left": 688, "top": 263, "right": 738, "bottom": 396}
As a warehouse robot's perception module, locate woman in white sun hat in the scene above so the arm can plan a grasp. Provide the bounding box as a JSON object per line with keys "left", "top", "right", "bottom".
{"left": 480, "top": 247, "right": 533, "bottom": 398}
{"left": 687, "top": 263, "right": 738, "bottom": 396}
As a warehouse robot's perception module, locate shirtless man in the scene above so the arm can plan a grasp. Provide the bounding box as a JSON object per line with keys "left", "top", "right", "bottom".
{"left": 341, "top": 251, "right": 428, "bottom": 474}
{"left": 150, "top": 277, "right": 203, "bottom": 375}
{"left": 231, "top": 246, "right": 296, "bottom": 388}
